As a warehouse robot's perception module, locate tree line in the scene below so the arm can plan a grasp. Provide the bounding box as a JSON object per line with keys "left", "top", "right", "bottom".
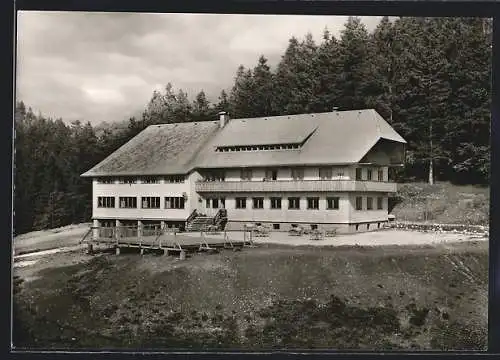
{"left": 14, "top": 16, "right": 491, "bottom": 234}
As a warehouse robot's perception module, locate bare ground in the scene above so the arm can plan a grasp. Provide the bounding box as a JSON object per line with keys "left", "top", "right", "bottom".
{"left": 12, "top": 239, "right": 488, "bottom": 351}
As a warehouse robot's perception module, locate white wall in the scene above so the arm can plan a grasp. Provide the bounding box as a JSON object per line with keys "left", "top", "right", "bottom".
{"left": 92, "top": 172, "right": 200, "bottom": 220}
{"left": 201, "top": 192, "right": 351, "bottom": 224}
{"left": 348, "top": 193, "right": 389, "bottom": 223}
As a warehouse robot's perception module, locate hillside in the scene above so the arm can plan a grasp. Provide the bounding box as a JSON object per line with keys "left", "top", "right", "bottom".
{"left": 391, "top": 182, "right": 490, "bottom": 226}
{"left": 13, "top": 242, "right": 487, "bottom": 350}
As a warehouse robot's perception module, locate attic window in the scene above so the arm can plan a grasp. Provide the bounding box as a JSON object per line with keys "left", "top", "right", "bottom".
{"left": 164, "top": 175, "right": 185, "bottom": 183}
{"left": 215, "top": 142, "right": 303, "bottom": 152}
{"left": 97, "top": 178, "right": 114, "bottom": 184}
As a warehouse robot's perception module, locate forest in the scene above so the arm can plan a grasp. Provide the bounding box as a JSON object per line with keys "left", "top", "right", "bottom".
{"left": 14, "top": 16, "right": 491, "bottom": 235}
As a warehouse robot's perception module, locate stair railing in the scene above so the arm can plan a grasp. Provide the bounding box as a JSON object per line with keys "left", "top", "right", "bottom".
{"left": 186, "top": 209, "right": 198, "bottom": 226}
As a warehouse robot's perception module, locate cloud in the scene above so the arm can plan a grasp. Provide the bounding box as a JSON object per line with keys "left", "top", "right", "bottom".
{"left": 16, "top": 12, "right": 383, "bottom": 125}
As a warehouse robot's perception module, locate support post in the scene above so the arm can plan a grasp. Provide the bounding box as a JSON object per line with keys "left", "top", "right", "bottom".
{"left": 140, "top": 248, "right": 144, "bottom": 255}
{"left": 179, "top": 250, "right": 186, "bottom": 260}
{"left": 92, "top": 219, "right": 99, "bottom": 240}
{"left": 138, "top": 220, "right": 143, "bottom": 238}
{"left": 115, "top": 247, "right": 121, "bottom": 255}
{"left": 87, "top": 243, "right": 94, "bottom": 255}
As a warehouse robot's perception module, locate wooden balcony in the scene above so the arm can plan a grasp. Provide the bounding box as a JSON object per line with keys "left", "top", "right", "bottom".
{"left": 195, "top": 180, "right": 397, "bottom": 193}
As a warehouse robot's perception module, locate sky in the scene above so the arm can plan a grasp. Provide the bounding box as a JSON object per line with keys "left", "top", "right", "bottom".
{"left": 16, "top": 12, "right": 383, "bottom": 125}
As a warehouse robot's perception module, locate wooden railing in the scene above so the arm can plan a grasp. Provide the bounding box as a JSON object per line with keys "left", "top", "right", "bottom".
{"left": 195, "top": 180, "right": 397, "bottom": 193}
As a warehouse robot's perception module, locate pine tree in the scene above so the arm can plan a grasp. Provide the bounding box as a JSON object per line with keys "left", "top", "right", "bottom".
{"left": 336, "top": 17, "right": 373, "bottom": 110}
{"left": 250, "top": 55, "right": 274, "bottom": 116}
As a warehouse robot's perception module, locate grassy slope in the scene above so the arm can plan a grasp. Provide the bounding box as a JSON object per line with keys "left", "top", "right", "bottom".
{"left": 392, "top": 182, "right": 490, "bottom": 225}
{"left": 13, "top": 242, "right": 487, "bottom": 351}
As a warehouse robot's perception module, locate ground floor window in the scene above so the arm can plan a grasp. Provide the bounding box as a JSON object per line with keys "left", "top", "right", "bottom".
{"left": 165, "top": 197, "right": 185, "bottom": 209}
{"left": 288, "top": 197, "right": 300, "bottom": 209}
{"left": 273, "top": 223, "right": 280, "bottom": 230}
{"left": 326, "top": 197, "right": 339, "bottom": 210}
{"left": 270, "top": 197, "right": 282, "bottom": 209}
{"left": 252, "top": 197, "right": 264, "bottom": 209}
{"left": 235, "top": 197, "right": 247, "bottom": 209}
{"left": 367, "top": 197, "right": 373, "bottom": 210}
{"left": 307, "top": 197, "right": 319, "bottom": 210}
{"left": 377, "top": 197, "right": 384, "bottom": 210}
{"left": 119, "top": 197, "right": 137, "bottom": 208}
{"left": 100, "top": 220, "right": 115, "bottom": 228}
{"left": 355, "top": 196, "right": 363, "bottom": 210}
{"left": 98, "top": 196, "right": 115, "bottom": 208}
{"left": 141, "top": 196, "right": 161, "bottom": 209}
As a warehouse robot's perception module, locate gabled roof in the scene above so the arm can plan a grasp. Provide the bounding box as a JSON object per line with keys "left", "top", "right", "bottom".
{"left": 193, "top": 109, "right": 406, "bottom": 169}
{"left": 81, "top": 121, "right": 219, "bottom": 177}
{"left": 81, "top": 109, "right": 407, "bottom": 177}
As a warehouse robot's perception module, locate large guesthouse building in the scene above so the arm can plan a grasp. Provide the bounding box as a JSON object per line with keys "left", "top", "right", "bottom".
{"left": 81, "top": 110, "right": 406, "bottom": 234}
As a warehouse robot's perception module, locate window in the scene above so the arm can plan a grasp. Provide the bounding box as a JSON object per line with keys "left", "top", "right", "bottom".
{"left": 119, "top": 178, "right": 137, "bottom": 184}
{"left": 355, "top": 168, "right": 362, "bottom": 181}
{"left": 355, "top": 197, "right": 363, "bottom": 210}
{"left": 307, "top": 197, "right": 319, "bottom": 210}
{"left": 367, "top": 197, "right": 373, "bottom": 210}
{"left": 291, "top": 168, "right": 304, "bottom": 180}
{"left": 288, "top": 197, "right": 300, "bottom": 210}
{"left": 101, "top": 220, "right": 115, "bottom": 228}
{"left": 206, "top": 198, "right": 210, "bottom": 208}
{"left": 119, "top": 197, "right": 137, "bottom": 208}
{"left": 142, "top": 176, "right": 160, "bottom": 184}
{"left": 337, "top": 171, "right": 345, "bottom": 179}
{"left": 98, "top": 197, "right": 115, "bottom": 208}
{"left": 378, "top": 169, "right": 384, "bottom": 181}
{"left": 377, "top": 197, "right": 384, "bottom": 210}
{"left": 319, "top": 167, "right": 332, "bottom": 180}
{"left": 97, "top": 178, "right": 114, "bottom": 184}
{"left": 273, "top": 224, "right": 280, "bottom": 230}
{"left": 165, "top": 197, "right": 185, "bottom": 209}
{"left": 165, "top": 175, "right": 185, "bottom": 183}
{"left": 311, "top": 224, "right": 318, "bottom": 230}
{"left": 241, "top": 169, "right": 252, "bottom": 181}
{"left": 204, "top": 172, "right": 224, "bottom": 182}
{"left": 327, "top": 197, "right": 340, "bottom": 210}
{"left": 253, "top": 197, "right": 264, "bottom": 209}
{"left": 265, "top": 169, "right": 278, "bottom": 181}
{"left": 212, "top": 198, "right": 219, "bottom": 208}
{"left": 235, "top": 197, "right": 247, "bottom": 209}
{"left": 270, "top": 197, "right": 282, "bottom": 209}
{"left": 220, "top": 198, "right": 226, "bottom": 208}
{"left": 142, "top": 197, "right": 161, "bottom": 209}
{"left": 367, "top": 169, "right": 372, "bottom": 181}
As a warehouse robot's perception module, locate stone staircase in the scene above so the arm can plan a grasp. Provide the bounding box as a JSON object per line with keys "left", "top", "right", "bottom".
{"left": 186, "top": 215, "right": 215, "bottom": 232}
{"left": 185, "top": 209, "right": 228, "bottom": 232}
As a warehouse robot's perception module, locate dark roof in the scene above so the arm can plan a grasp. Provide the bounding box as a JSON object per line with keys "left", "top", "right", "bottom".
{"left": 81, "top": 121, "right": 219, "bottom": 177}
{"left": 193, "top": 109, "right": 406, "bottom": 169}
{"left": 81, "top": 109, "right": 406, "bottom": 177}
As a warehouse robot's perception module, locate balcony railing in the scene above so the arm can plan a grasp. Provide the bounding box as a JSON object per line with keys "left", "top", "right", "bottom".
{"left": 195, "top": 180, "right": 397, "bottom": 193}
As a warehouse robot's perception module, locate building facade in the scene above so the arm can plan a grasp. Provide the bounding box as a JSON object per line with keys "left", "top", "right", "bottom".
{"left": 82, "top": 109, "right": 406, "bottom": 234}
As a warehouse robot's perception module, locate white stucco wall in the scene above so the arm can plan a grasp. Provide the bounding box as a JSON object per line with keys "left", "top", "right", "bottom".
{"left": 92, "top": 172, "right": 201, "bottom": 221}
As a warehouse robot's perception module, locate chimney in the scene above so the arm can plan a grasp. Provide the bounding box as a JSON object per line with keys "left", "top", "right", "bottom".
{"left": 218, "top": 111, "right": 229, "bottom": 128}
